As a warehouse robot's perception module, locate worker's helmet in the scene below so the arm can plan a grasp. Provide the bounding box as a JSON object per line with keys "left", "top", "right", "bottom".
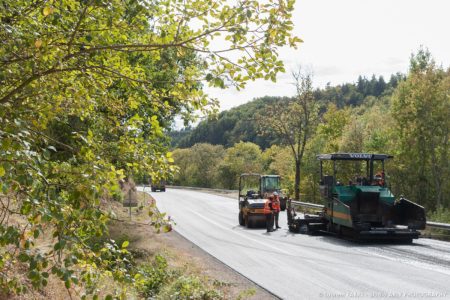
{"left": 273, "top": 191, "right": 279, "bottom": 196}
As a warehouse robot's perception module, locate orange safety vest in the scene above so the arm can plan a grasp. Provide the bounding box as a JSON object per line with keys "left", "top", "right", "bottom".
{"left": 263, "top": 200, "right": 273, "bottom": 214}
{"left": 374, "top": 172, "right": 385, "bottom": 187}
{"left": 272, "top": 196, "right": 280, "bottom": 212}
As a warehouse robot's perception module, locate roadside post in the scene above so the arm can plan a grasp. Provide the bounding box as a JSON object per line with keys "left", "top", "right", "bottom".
{"left": 123, "top": 187, "right": 138, "bottom": 220}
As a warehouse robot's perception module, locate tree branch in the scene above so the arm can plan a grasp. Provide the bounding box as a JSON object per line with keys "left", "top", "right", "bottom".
{"left": 67, "top": 2, "right": 91, "bottom": 55}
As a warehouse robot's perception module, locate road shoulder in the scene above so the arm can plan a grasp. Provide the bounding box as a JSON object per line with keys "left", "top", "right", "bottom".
{"left": 117, "top": 191, "right": 277, "bottom": 299}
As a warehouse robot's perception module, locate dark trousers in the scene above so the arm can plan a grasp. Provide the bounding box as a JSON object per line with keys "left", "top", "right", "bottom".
{"left": 265, "top": 213, "right": 274, "bottom": 232}
{"left": 274, "top": 211, "right": 280, "bottom": 228}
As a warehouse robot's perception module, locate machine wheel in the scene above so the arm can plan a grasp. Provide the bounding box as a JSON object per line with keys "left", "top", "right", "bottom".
{"left": 288, "top": 219, "right": 299, "bottom": 233}
{"left": 280, "top": 199, "right": 287, "bottom": 211}
{"left": 151, "top": 188, "right": 156, "bottom": 192}
{"left": 239, "top": 211, "right": 245, "bottom": 226}
{"left": 326, "top": 221, "right": 334, "bottom": 233}
{"left": 336, "top": 225, "right": 343, "bottom": 237}
{"left": 299, "top": 224, "right": 309, "bottom": 234}
{"left": 245, "top": 215, "right": 253, "bottom": 228}
{"left": 161, "top": 188, "right": 166, "bottom": 192}
{"left": 400, "top": 239, "right": 413, "bottom": 244}
{"left": 288, "top": 223, "right": 298, "bottom": 233}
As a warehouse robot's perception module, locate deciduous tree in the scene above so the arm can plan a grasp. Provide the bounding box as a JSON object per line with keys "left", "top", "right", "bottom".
{"left": 0, "top": 0, "right": 299, "bottom": 295}
{"left": 391, "top": 49, "right": 450, "bottom": 209}
{"left": 218, "top": 142, "right": 263, "bottom": 189}
{"left": 258, "top": 69, "right": 319, "bottom": 200}
{"left": 172, "top": 143, "right": 225, "bottom": 187}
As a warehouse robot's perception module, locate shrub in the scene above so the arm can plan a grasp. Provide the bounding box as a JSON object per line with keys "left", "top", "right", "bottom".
{"left": 159, "top": 275, "right": 222, "bottom": 300}
{"left": 137, "top": 255, "right": 171, "bottom": 298}
{"left": 428, "top": 207, "right": 450, "bottom": 223}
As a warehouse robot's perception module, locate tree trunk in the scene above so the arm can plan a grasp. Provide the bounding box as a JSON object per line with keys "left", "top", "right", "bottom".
{"left": 294, "top": 160, "right": 300, "bottom": 200}
{"left": 430, "top": 145, "right": 443, "bottom": 208}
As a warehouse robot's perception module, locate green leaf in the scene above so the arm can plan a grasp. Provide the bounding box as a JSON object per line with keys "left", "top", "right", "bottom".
{"left": 0, "top": 166, "right": 4, "bottom": 177}
{"left": 163, "top": 224, "right": 172, "bottom": 233}
{"left": 121, "top": 241, "right": 129, "bottom": 248}
{"left": 18, "top": 253, "right": 29, "bottom": 262}
{"left": 54, "top": 242, "right": 63, "bottom": 251}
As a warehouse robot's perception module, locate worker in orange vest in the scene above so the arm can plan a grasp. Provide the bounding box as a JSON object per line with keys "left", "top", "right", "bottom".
{"left": 272, "top": 192, "right": 281, "bottom": 230}
{"left": 264, "top": 195, "right": 275, "bottom": 232}
{"left": 373, "top": 171, "right": 385, "bottom": 187}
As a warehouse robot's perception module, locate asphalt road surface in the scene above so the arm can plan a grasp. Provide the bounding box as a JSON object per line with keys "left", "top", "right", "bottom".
{"left": 142, "top": 188, "right": 450, "bottom": 300}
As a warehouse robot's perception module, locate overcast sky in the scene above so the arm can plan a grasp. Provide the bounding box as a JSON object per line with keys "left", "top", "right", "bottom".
{"left": 205, "top": 0, "right": 450, "bottom": 111}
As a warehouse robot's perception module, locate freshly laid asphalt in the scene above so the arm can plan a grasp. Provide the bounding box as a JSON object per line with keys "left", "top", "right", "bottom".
{"left": 141, "top": 188, "right": 450, "bottom": 300}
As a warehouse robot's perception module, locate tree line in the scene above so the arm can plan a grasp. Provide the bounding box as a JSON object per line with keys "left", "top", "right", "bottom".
{"left": 172, "top": 49, "right": 449, "bottom": 217}
{"left": 171, "top": 73, "right": 405, "bottom": 149}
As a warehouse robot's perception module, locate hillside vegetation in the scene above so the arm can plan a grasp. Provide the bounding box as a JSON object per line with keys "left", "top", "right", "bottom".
{"left": 171, "top": 50, "right": 450, "bottom": 218}
{"left": 171, "top": 73, "right": 404, "bottom": 149}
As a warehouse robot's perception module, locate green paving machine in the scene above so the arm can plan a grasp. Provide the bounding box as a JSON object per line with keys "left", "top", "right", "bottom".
{"left": 288, "top": 153, "right": 426, "bottom": 242}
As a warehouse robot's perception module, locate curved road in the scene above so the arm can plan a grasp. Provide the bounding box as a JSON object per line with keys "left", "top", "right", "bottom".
{"left": 142, "top": 188, "right": 450, "bottom": 300}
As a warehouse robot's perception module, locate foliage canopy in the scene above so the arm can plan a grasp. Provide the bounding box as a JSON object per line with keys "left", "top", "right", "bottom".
{"left": 0, "top": 0, "right": 299, "bottom": 296}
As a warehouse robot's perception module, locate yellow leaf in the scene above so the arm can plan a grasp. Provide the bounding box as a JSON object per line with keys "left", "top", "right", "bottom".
{"left": 129, "top": 99, "right": 138, "bottom": 109}
{"left": 35, "top": 39, "right": 42, "bottom": 48}
{"left": 0, "top": 166, "right": 5, "bottom": 177}
{"left": 33, "top": 214, "right": 41, "bottom": 223}
{"left": 43, "top": 7, "right": 52, "bottom": 16}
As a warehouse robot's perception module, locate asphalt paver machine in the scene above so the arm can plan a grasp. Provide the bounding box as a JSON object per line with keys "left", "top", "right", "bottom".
{"left": 288, "top": 153, "right": 426, "bottom": 242}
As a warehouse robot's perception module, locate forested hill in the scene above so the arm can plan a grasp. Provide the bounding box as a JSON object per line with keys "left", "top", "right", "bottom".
{"left": 171, "top": 96, "right": 290, "bottom": 149}
{"left": 171, "top": 73, "right": 405, "bottom": 149}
